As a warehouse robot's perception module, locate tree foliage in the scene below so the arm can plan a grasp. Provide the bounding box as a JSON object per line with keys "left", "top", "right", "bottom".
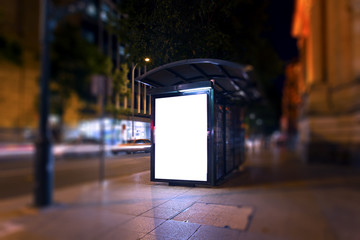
{"left": 118, "top": 0, "right": 282, "bottom": 82}
{"left": 0, "top": 10, "right": 23, "bottom": 65}
{"left": 50, "top": 22, "right": 111, "bottom": 117}
{"left": 112, "top": 63, "right": 130, "bottom": 99}
{"left": 0, "top": 36, "right": 23, "bottom": 65}
{"left": 112, "top": 63, "right": 130, "bottom": 111}
{"left": 118, "top": 0, "right": 284, "bottom": 132}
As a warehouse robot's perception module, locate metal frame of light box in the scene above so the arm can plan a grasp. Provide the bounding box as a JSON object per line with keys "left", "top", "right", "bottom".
{"left": 149, "top": 81, "right": 216, "bottom": 186}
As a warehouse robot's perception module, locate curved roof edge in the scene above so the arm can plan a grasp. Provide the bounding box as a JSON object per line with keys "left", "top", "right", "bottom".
{"left": 136, "top": 58, "right": 260, "bottom": 102}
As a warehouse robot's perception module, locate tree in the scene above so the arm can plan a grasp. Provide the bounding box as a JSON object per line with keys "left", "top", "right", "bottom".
{"left": 50, "top": 22, "right": 111, "bottom": 140}
{"left": 0, "top": 36, "right": 23, "bottom": 65}
{"left": 0, "top": 9, "right": 23, "bottom": 65}
{"left": 117, "top": 0, "right": 283, "bottom": 132}
{"left": 109, "top": 63, "right": 131, "bottom": 144}
{"left": 112, "top": 63, "right": 130, "bottom": 110}
{"left": 118, "top": 0, "right": 281, "bottom": 77}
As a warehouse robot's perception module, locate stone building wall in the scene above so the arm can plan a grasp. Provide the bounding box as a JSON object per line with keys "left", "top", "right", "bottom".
{"left": 0, "top": 1, "right": 41, "bottom": 142}
{"left": 0, "top": 1, "right": 85, "bottom": 142}
{"left": 292, "top": 0, "right": 360, "bottom": 165}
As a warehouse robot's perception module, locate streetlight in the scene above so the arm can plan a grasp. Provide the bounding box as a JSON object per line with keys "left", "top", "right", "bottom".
{"left": 131, "top": 58, "right": 150, "bottom": 139}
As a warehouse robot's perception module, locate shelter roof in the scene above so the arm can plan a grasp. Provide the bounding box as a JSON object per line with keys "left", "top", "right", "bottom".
{"left": 136, "top": 58, "right": 260, "bottom": 101}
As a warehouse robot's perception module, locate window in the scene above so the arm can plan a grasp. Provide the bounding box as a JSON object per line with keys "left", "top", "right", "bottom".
{"left": 100, "top": 3, "right": 110, "bottom": 22}
{"left": 86, "top": 3, "right": 97, "bottom": 17}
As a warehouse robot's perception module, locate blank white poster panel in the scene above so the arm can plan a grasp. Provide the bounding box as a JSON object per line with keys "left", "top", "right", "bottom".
{"left": 154, "top": 93, "right": 208, "bottom": 181}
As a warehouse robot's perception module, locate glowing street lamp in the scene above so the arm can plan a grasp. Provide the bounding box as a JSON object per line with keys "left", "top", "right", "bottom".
{"left": 131, "top": 58, "right": 150, "bottom": 139}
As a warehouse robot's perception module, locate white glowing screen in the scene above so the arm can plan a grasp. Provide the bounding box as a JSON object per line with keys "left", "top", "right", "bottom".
{"left": 154, "top": 93, "right": 208, "bottom": 181}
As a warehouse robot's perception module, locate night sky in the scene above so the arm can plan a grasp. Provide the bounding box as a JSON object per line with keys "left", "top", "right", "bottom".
{"left": 266, "top": 0, "right": 298, "bottom": 110}
{"left": 267, "top": 0, "right": 298, "bottom": 62}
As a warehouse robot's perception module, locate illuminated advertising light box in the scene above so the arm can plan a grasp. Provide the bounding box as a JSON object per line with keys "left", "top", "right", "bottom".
{"left": 150, "top": 83, "right": 213, "bottom": 185}
{"left": 150, "top": 81, "right": 245, "bottom": 186}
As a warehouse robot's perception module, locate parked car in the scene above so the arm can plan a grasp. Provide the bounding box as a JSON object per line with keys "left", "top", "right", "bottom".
{"left": 111, "top": 139, "right": 151, "bottom": 154}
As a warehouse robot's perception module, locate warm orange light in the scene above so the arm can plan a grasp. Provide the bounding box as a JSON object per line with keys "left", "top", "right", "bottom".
{"left": 292, "top": 0, "right": 311, "bottom": 38}
{"left": 144, "top": 57, "right": 150, "bottom": 62}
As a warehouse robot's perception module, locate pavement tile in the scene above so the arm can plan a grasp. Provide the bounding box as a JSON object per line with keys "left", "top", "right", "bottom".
{"left": 141, "top": 233, "right": 181, "bottom": 240}
{"left": 102, "top": 199, "right": 166, "bottom": 216}
{"left": 1, "top": 230, "right": 49, "bottom": 240}
{"left": 141, "top": 234, "right": 181, "bottom": 240}
{"left": 105, "top": 184, "right": 190, "bottom": 203}
{"left": 189, "top": 225, "right": 241, "bottom": 240}
{"left": 245, "top": 190, "right": 339, "bottom": 240}
{"left": 148, "top": 219, "right": 200, "bottom": 240}
{"left": 11, "top": 206, "right": 64, "bottom": 230}
{"left": 120, "top": 216, "right": 165, "bottom": 234}
{"left": 174, "top": 203, "right": 253, "bottom": 231}
{"left": 236, "top": 232, "right": 288, "bottom": 240}
{"left": 102, "top": 229, "right": 146, "bottom": 240}
{"left": 146, "top": 187, "right": 192, "bottom": 200}
{"left": 54, "top": 185, "right": 96, "bottom": 203}
{"left": 0, "top": 221, "right": 25, "bottom": 239}
{"left": 197, "top": 192, "right": 245, "bottom": 206}
{"left": 9, "top": 206, "right": 134, "bottom": 240}
{"left": 174, "top": 188, "right": 213, "bottom": 201}
{"left": 140, "top": 206, "right": 180, "bottom": 220}
{"left": 311, "top": 188, "right": 360, "bottom": 240}
{"left": 0, "top": 205, "right": 38, "bottom": 222}
{"left": 157, "top": 199, "right": 195, "bottom": 211}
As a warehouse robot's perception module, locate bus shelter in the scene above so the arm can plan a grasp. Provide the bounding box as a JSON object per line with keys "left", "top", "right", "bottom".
{"left": 136, "top": 59, "right": 260, "bottom": 185}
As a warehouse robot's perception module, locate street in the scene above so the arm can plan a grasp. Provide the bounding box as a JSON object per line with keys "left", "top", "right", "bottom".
{"left": 0, "top": 153, "right": 150, "bottom": 200}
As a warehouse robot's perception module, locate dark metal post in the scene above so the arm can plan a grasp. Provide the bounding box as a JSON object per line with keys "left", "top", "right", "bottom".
{"left": 131, "top": 63, "right": 137, "bottom": 139}
{"left": 34, "top": 0, "right": 53, "bottom": 207}
{"left": 99, "top": 78, "right": 105, "bottom": 182}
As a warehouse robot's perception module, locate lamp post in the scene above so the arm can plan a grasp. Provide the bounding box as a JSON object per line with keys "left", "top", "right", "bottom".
{"left": 131, "top": 63, "right": 137, "bottom": 139}
{"left": 131, "top": 58, "right": 150, "bottom": 139}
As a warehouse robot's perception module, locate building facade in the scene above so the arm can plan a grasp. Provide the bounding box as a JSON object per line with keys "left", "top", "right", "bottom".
{"left": 0, "top": 1, "right": 40, "bottom": 141}
{"left": 292, "top": 0, "right": 360, "bottom": 164}
{"left": 281, "top": 61, "right": 304, "bottom": 145}
{"left": 0, "top": 0, "right": 150, "bottom": 143}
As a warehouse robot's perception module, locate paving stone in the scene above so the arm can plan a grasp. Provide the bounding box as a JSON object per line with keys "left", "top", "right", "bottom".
{"left": 102, "top": 229, "right": 145, "bottom": 240}
{"left": 157, "top": 199, "right": 195, "bottom": 211}
{"left": 174, "top": 202, "right": 253, "bottom": 230}
{"left": 189, "top": 225, "right": 241, "bottom": 240}
{"left": 0, "top": 221, "right": 24, "bottom": 239}
{"left": 140, "top": 206, "right": 180, "bottom": 220}
{"left": 141, "top": 233, "right": 180, "bottom": 240}
{"left": 149, "top": 220, "right": 200, "bottom": 240}
{"left": 120, "top": 216, "right": 165, "bottom": 234}
{"left": 101, "top": 199, "right": 165, "bottom": 216}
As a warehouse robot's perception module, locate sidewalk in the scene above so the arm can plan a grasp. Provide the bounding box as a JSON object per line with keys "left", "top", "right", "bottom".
{"left": 1, "top": 148, "right": 360, "bottom": 240}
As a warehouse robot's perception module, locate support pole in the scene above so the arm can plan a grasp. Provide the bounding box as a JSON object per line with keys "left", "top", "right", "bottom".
{"left": 144, "top": 66, "right": 147, "bottom": 114}
{"left": 99, "top": 78, "right": 105, "bottom": 183}
{"left": 34, "top": 0, "right": 53, "bottom": 207}
{"left": 131, "top": 63, "right": 136, "bottom": 139}
{"left": 143, "top": 84, "right": 147, "bottom": 114}
{"left": 137, "top": 82, "right": 141, "bottom": 113}
{"left": 149, "top": 87, "right": 151, "bottom": 114}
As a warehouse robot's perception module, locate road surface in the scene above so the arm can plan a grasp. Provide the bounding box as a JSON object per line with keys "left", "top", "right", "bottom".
{"left": 0, "top": 153, "right": 150, "bottom": 200}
